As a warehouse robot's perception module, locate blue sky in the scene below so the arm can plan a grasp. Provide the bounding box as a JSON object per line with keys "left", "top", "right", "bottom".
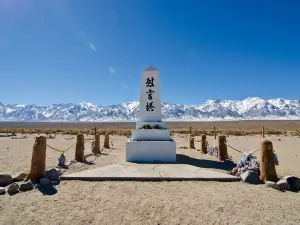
{"left": 0, "top": 0, "right": 300, "bottom": 106}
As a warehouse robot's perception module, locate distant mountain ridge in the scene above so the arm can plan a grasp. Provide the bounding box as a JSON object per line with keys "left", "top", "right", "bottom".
{"left": 1, "top": 97, "right": 300, "bottom": 121}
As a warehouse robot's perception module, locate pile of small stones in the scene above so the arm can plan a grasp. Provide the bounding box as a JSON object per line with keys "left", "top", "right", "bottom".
{"left": 0, "top": 168, "right": 62, "bottom": 196}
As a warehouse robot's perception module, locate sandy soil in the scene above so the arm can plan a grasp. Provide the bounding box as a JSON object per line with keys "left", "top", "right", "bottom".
{"left": 0, "top": 133, "right": 300, "bottom": 225}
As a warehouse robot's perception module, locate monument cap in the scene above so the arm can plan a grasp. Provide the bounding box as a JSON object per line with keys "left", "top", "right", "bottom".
{"left": 143, "top": 64, "right": 157, "bottom": 71}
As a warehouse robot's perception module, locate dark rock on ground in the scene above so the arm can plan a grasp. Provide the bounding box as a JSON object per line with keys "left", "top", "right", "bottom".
{"left": 7, "top": 183, "right": 19, "bottom": 195}
{"left": 285, "top": 176, "right": 300, "bottom": 192}
{"left": 0, "top": 174, "right": 13, "bottom": 187}
{"left": 40, "top": 178, "right": 50, "bottom": 185}
{"left": 277, "top": 180, "right": 291, "bottom": 191}
{"left": 241, "top": 170, "right": 261, "bottom": 185}
{"left": 20, "top": 181, "right": 34, "bottom": 191}
{"left": 0, "top": 187, "right": 5, "bottom": 195}
{"left": 12, "top": 173, "right": 27, "bottom": 182}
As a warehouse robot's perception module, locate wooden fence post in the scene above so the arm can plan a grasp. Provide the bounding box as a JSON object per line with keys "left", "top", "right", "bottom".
{"left": 75, "top": 134, "right": 85, "bottom": 162}
{"left": 26, "top": 136, "right": 46, "bottom": 182}
{"left": 103, "top": 133, "right": 110, "bottom": 149}
{"left": 259, "top": 139, "right": 278, "bottom": 182}
{"left": 94, "top": 134, "right": 101, "bottom": 154}
{"left": 214, "top": 126, "right": 216, "bottom": 139}
{"left": 189, "top": 135, "right": 195, "bottom": 149}
{"left": 218, "top": 135, "right": 228, "bottom": 161}
{"left": 189, "top": 126, "right": 192, "bottom": 135}
{"left": 262, "top": 126, "right": 265, "bottom": 138}
{"left": 201, "top": 134, "right": 207, "bottom": 154}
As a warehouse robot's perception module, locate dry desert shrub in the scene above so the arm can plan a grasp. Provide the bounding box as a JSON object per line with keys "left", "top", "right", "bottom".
{"left": 70, "top": 129, "right": 80, "bottom": 135}
{"left": 0, "top": 125, "right": 296, "bottom": 138}
{"left": 286, "top": 131, "right": 299, "bottom": 136}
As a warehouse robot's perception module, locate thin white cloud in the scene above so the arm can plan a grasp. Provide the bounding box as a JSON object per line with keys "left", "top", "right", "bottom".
{"left": 78, "top": 29, "right": 97, "bottom": 52}
{"left": 108, "top": 67, "right": 116, "bottom": 74}
{"left": 89, "top": 42, "right": 97, "bottom": 52}
{"left": 121, "top": 82, "right": 129, "bottom": 90}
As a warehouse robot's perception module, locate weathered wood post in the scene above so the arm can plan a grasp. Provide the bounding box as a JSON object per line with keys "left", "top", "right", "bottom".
{"left": 75, "top": 133, "right": 85, "bottom": 162}
{"left": 103, "top": 133, "right": 110, "bottom": 149}
{"left": 94, "top": 134, "right": 101, "bottom": 154}
{"left": 26, "top": 136, "right": 46, "bottom": 182}
{"left": 214, "top": 126, "right": 217, "bottom": 139}
{"left": 218, "top": 135, "right": 228, "bottom": 161}
{"left": 189, "top": 126, "right": 192, "bottom": 135}
{"left": 94, "top": 127, "right": 97, "bottom": 135}
{"left": 262, "top": 126, "right": 265, "bottom": 138}
{"left": 201, "top": 134, "right": 207, "bottom": 154}
{"left": 189, "top": 135, "right": 195, "bottom": 149}
{"left": 260, "top": 139, "right": 278, "bottom": 182}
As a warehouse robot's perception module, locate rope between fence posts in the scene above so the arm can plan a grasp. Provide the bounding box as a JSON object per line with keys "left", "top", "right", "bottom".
{"left": 225, "top": 142, "right": 260, "bottom": 155}
{"left": 46, "top": 142, "right": 76, "bottom": 153}
{"left": 252, "top": 149, "right": 260, "bottom": 154}
{"left": 224, "top": 142, "right": 243, "bottom": 154}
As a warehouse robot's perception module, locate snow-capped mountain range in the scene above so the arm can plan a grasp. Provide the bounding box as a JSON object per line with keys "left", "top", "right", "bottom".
{"left": 0, "top": 97, "right": 300, "bottom": 121}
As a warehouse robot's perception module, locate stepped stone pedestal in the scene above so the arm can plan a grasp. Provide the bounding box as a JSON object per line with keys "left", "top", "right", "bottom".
{"left": 126, "top": 65, "right": 176, "bottom": 162}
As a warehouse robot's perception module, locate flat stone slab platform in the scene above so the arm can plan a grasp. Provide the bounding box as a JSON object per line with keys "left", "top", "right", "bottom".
{"left": 61, "top": 164, "right": 241, "bottom": 182}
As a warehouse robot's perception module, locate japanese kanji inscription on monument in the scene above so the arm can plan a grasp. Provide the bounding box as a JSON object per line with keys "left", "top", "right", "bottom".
{"left": 146, "top": 77, "right": 155, "bottom": 111}
{"left": 139, "top": 65, "right": 162, "bottom": 122}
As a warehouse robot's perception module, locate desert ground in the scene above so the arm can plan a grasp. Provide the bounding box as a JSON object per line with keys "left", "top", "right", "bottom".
{"left": 0, "top": 122, "right": 300, "bottom": 225}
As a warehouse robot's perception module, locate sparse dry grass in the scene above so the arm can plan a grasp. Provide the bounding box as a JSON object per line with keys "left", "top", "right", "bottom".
{"left": 0, "top": 127, "right": 298, "bottom": 137}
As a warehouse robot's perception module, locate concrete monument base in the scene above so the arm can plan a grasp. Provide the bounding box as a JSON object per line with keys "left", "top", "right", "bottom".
{"left": 61, "top": 164, "right": 241, "bottom": 182}
{"left": 126, "top": 140, "right": 176, "bottom": 162}
{"left": 131, "top": 129, "right": 171, "bottom": 141}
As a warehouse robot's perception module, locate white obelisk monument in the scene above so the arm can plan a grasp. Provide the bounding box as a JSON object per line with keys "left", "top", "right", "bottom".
{"left": 126, "top": 65, "right": 176, "bottom": 162}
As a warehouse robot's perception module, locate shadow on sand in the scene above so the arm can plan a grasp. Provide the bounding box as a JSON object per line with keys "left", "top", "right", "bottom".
{"left": 133, "top": 154, "right": 236, "bottom": 172}
{"left": 82, "top": 160, "right": 95, "bottom": 165}
{"left": 176, "top": 154, "right": 236, "bottom": 171}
